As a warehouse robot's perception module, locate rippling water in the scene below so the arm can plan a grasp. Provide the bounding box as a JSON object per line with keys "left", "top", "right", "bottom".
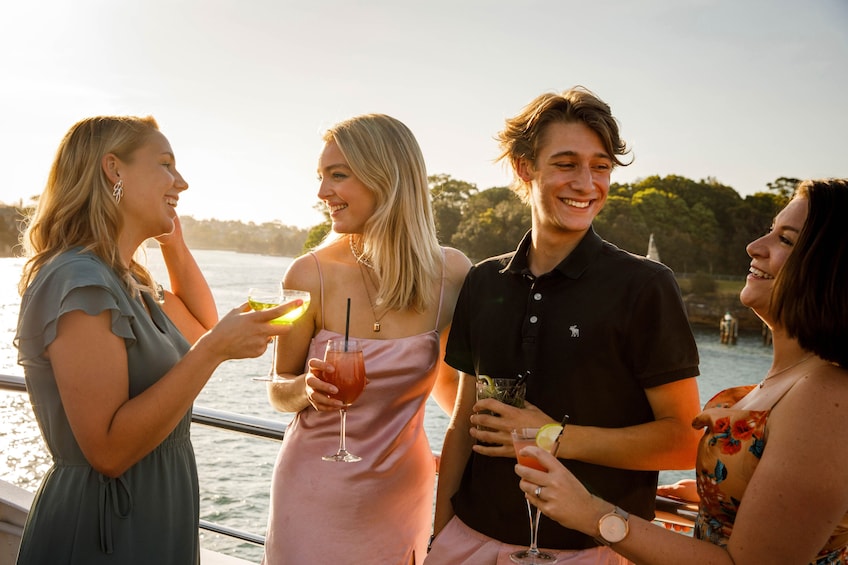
{"left": 0, "top": 249, "right": 772, "bottom": 562}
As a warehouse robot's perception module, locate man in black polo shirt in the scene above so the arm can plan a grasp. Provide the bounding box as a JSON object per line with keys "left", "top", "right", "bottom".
{"left": 427, "top": 87, "right": 701, "bottom": 564}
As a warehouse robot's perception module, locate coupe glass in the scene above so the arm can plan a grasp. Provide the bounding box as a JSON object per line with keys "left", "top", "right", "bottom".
{"left": 322, "top": 339, "right": 367, "bottom": 462}
{"left": 248, "top": 287, "right": 311, "bottom": 381}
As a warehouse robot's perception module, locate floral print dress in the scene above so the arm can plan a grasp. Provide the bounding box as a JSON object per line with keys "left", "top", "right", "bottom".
{"left": 694, "top": 385, "right": 848, "bottom": 564}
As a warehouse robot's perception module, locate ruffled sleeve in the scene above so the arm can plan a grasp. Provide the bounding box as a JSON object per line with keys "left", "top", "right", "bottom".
{"left": 15, "top": 251, "right": 137, "bottom": 366}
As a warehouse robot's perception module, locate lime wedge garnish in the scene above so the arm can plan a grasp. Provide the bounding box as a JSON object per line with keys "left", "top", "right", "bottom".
{"left": 478, "top": 375, "right": 495, "bottom": 393}
{"left": 536, "top": 423, "right": 563, "bottom": 451}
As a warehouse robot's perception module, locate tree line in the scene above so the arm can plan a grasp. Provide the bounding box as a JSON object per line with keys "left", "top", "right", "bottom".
{"left": 307, "top": 174, "right": 795, "bottom": 277}
{"left": 1, "top": 174, "right": 797, "bottom": 277}
{"left": 437, "top": 173, "right": 796, "bottom": 275}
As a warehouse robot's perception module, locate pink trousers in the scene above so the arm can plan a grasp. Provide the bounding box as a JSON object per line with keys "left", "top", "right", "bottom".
{"left": 424, "top": 516, "right": 633, "bottom": 565}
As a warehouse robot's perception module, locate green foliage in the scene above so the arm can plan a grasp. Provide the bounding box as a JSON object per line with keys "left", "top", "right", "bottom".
{"left": 766, "top": 177, "right": 801, "bottom": 200}
{"left": 429, "top": 174, "right": 478, "bottom": 245}
{"left": 0, "top": 207, "right": 23, "bottom": 256}
{"left": 690, "top": 272, "right": 718, "bottom": 295}
{"left": 451, "top": 187, "right": 530, "bottom": 262}
{"left": 178, "top": 216, "right": 309, "bottom": 257}
{"left": 0, "top": 175, "right": 804, "bottom": 277}
{"left": 301, "top": 202, "right": 331, "bottom": 254}
{"left": 302, "top": 222, "right": 331, "bottom": 253}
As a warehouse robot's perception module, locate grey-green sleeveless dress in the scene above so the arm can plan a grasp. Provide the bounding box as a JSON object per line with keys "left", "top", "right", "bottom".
{"left": 14, "top": 249, "right": 199, "bottom": 564}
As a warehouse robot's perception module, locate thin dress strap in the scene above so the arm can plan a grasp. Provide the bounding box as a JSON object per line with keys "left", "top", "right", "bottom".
{"left": 308, "top": 252, "right": 325, "bottom": 330}
{"left": 434, "top": 248, "right": 446, "bottom": 331}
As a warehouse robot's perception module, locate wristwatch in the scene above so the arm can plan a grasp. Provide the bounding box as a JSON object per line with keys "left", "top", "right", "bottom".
{"left": 597, "top": 506, "right": 630, "bottom": 545}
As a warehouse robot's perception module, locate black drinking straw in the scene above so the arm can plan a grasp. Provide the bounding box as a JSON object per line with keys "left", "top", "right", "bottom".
{"left": 551, "top": 414, "right": 570, "bottom": 456}
{"left": 344, "top": 298, "right": 351, "bottom": 351}
{"left": 510, "top": 370, "right": 530, "bottom": 398}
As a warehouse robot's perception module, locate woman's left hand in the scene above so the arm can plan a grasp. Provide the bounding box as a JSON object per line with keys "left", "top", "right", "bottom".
{"left": 514, "top": 445, "right": 605, "bottom": 535}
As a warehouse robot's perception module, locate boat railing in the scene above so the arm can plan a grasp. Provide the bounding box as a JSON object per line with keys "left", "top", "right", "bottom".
{"left": 0, "top": 372, "right": 275, "bottom": 548}
{"left": 0, "top": 372, "right": 696, "bottom": 554}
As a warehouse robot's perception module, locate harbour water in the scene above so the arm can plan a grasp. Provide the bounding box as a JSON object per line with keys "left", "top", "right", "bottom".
{"left": 0, "top": 249, "right": 772, "bottom": 562}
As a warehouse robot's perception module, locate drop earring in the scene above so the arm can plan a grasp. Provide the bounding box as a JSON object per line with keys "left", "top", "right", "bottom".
{"left": 112, "top": 179, "right": 124, "bottom": 203}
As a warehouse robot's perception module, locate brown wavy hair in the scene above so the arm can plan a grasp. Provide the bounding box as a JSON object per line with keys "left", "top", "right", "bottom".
{"left": 496, "top": 86, "right": 632, "bottom": 202}
{"left": 771, "top": 178, "right": 848, "bottom": 367}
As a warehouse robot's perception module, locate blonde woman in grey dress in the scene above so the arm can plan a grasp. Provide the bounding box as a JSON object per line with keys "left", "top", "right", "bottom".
{"left": 14, "top": 116, "right": 300, "bottom": 564}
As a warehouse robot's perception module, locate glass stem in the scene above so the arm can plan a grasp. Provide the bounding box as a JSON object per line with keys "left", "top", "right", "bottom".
{"left": 268, "top": 336, "right": 278, "bottom": 379}
{"left": 527, "top": 500, "right": 542, "bottom": 554}
{"left": 338, "top": 408, "right": 348, "bottom": 454}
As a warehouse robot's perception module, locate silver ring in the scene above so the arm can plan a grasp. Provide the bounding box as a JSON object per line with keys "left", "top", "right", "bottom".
{"left": 534, "top": 486, "right": 543, "bottom": 498}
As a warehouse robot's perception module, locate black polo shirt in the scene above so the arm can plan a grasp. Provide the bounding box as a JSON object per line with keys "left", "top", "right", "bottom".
{"left": 445, "top": 227, "right": 700, "bottom": 549}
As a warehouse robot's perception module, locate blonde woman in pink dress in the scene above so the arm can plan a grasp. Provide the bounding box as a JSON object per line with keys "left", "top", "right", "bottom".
{"left": 262, "top": 114, "right": 471, "bottom": 564}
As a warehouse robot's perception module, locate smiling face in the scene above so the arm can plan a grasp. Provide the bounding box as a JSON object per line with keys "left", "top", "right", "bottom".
{"left": 741, "top": 196, "right": 808, "bottom": 323}
{"left": 112, "top": 130, "right": 188, "bottom": 241}
{"left": 316, "top": 140, "right": 377, "bottom": 234}
{"left": 517, "top": 121, "right": 612, "bottom": 242}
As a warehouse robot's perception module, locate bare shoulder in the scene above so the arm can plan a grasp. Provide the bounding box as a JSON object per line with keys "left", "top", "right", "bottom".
{"left": 773, "top": 362, "right": 848, "bottom": 436}
{"left": 441, "top": 246, "right": 472, "bottom": 285}
{"left": 283, "top": 251, "right": 321, "bottom": 295}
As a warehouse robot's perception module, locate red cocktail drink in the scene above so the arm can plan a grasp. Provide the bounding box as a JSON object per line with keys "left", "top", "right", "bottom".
{"left": 325, "top": 349, "right": 366, "bottom": 406}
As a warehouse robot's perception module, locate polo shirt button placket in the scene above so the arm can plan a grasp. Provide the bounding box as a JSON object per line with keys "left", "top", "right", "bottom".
{"left": 530, "top": 292, "right": 542, "bottom": 325}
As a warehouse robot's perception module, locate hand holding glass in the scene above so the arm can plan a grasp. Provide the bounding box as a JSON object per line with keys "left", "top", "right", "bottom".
{"left": 248, "top": 287, "right": 311, "bottom": 324}
{"left": 248, "top": 287, "right": 311, "bottom": 382}
{"left": 322, "top": 339, "right": 367, "bottom": 462}
{"left": 475, "top": 376, "right": 526, "bottom": 444}
{"left": 510, "top": 428, "right": 556, "bottom": 564}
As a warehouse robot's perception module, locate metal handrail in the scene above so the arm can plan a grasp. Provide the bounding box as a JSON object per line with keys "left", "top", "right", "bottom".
{"left": 0, "top": 372, "right": 277, "bottom": 547}
{"left": 1, "top": 372, "right": 696, "bottom": 547}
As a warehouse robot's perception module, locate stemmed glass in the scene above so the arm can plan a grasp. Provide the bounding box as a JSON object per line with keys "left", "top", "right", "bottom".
{"left": 248, "top": 287, "right": 311, "bottom": 382}
{"left": 322, "top": 338, "right": 367, "bottom": 462}
{"left": 510, "top": 428, "right": 556, "bottom": 564}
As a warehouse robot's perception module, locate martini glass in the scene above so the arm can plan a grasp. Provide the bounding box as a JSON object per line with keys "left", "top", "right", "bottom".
{"left": 322, "top": 338, "right": 367, "bottom": 462}
{"left": 510, "top": 428, "right": 556, "bottom": 564}
{"left": 248, "top": 287, "right": 311, "bottom": 381}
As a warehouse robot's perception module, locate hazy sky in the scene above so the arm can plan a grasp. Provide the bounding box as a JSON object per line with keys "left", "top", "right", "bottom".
{"left": 1, "top": 0, "right": 846, "bottom": 229}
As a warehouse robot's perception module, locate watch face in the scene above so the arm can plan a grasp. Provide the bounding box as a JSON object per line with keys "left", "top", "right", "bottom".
{"left": 599, "top": 513, "right": 628, "bottom": 543}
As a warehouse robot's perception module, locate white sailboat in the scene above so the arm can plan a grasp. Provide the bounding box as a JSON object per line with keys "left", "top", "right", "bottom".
{"left": 646, "top": 233, "right": 661, "bottom": 263}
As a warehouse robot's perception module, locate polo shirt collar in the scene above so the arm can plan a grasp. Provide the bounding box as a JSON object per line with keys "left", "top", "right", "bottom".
{"left": 502, "top": 227, "right": 603, "bottom": 279}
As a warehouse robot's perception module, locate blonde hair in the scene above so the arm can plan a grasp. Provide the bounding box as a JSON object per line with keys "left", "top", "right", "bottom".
{"left": 19, "top": 116, "right": 161, "bottom": 296}
{"left": 322, "top": 114, "right": 441, "bottom": 312}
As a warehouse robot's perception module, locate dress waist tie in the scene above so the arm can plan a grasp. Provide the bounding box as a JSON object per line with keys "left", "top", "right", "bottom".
{"left": 98, "top": 474, "right": 133, "bottom": 554}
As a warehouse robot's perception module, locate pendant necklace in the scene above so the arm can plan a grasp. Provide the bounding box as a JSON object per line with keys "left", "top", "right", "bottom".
{"left": 349, "top": 235, "right": 386, "bottom": 332}
{"left": 758, "top": 354, "right": 815, "bottom": 388}
{"left": 357, "top": 262, "right": 387, "bottom": 332}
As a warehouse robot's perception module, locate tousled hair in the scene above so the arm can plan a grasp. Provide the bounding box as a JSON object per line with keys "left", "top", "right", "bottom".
{"left": 19, "top": 116, "right": 161, "bottom": 296}
{"left": 771, "top": 178, "right": 848, "bottom": 367}
{"left": 321, "top": 114, "right": 441, "bottom": 312}
{"left": 496, "top": 86, "right": 632, "bottom": 202}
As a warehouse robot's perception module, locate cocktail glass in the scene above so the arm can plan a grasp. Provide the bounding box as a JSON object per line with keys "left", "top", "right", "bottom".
{"left": 322, "top": 339, "right": 367, "bottom": 462}
{"left": 510, "top": 428, "right": 556, "bottom": 564}
{"left": 248, "top": 287, "right": 311, "bottom": 381}
{"left": 475, "top": 376, "right": 526, "bottom": 442}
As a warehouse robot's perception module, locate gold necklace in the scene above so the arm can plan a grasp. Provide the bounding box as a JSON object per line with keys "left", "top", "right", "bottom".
{"left": 758, "top": 354, "right": 815, "bottom": 388}
{"left": 357, "top": 261, "right": 387, "bottom": 332}
{"left": 348, "top": 235, "right": 373, "bottom": 269}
